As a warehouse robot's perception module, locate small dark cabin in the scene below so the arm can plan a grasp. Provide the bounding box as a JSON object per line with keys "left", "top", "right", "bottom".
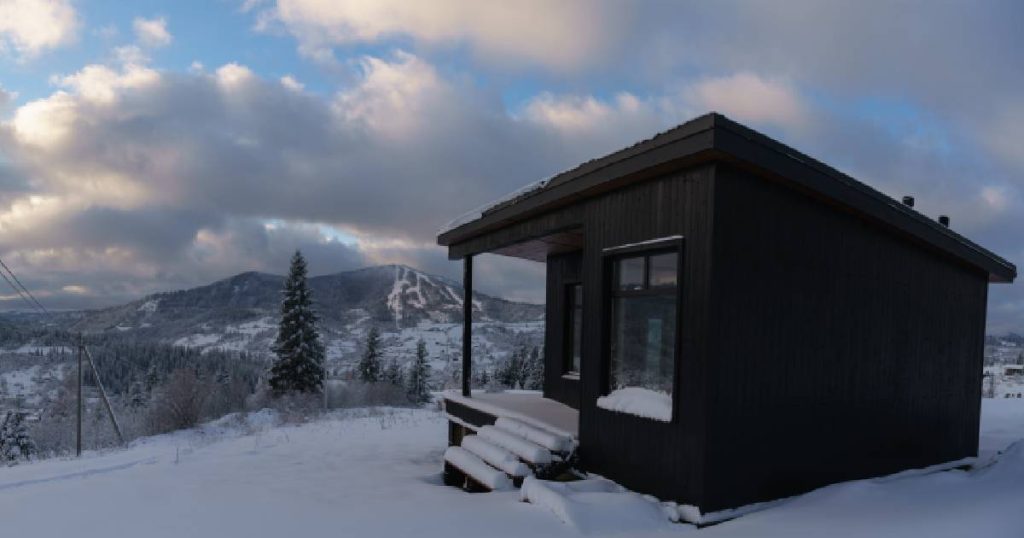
{"left": 436, "top": 113, "right": 1017, "bottom": 515}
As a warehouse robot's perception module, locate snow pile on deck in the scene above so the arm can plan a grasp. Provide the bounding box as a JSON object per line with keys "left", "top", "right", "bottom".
{"left": 444, "top": 446, "right": 514, "bottom": 490}
{"left": 494, "top": 417, "right": 574, "bottom": 452}
{"left": 460, "top": 435, "right": 531, "bottom": 478}
{"left": 520, "top": 476, "right": 672, "bottom": 534}
{"left": 596, "top": 387, "right": 672, "bottom": 422}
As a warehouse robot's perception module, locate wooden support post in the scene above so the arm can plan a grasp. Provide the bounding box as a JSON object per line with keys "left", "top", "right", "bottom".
{"left": 76, "top": 333, "right": 82, "bottom": 457}
{"left": 462, "top": 255, "right": 473, "bottom": 397}
{"left": 83, "top": 346, "right": 125, "bottom": 445}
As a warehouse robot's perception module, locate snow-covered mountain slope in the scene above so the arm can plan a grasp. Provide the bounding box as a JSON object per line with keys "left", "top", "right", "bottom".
{"left": 52, "top": 264, "right": 543, "bottom": 373}
{"left": 72, "top": 264, "right": 540, "bottom": 333}
{"left": 1, "top": 400, "right": 1021, "bottom": 537}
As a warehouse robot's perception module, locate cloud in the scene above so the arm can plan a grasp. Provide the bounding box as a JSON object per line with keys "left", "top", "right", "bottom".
{"left": 279, "top": 75, "right": 304, "bottom": 92}
{"left": 0, "top": 52, "right": 568, "bottom": 307}
{"left": 257, "top": 0, "right": 620, "bottom": 69}
{"left": 0, "top": 0, "right": 78, "bottom": 59}
{"left": 0, "top": 84, "right": 16, "bottom": 108}
{"left": 133, "top": 16, "right": 172, "bottom": 48}
{"left": 685, "top": 73, "right": 811, "bottom": 132}
{"left": 4, "top": 3, "right": 1024, "bottom": 331}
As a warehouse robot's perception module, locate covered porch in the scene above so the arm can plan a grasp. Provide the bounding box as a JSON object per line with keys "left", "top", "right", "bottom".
{"left": 448, "top": 220, "right": 585, "bottom": 410}
{"left": 438, "top": 220, "right": 585, "bottom": 491}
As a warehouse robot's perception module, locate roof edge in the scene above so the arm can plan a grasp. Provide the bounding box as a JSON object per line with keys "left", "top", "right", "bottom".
{"left": 437, "top": 112, "right": 1016, "bottom": 283}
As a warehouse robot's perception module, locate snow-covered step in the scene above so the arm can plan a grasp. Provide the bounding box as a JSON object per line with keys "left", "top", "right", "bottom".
{"left": 460, "top": 435, "right": 531, "bottom": 478}
{"left": 494, "top": 417, "right": 574, "bottom": 453}
{"left": 478, "top": 425, "right": 552, "bottom": 465}
{"left": 443, "top": 446, "right": 514, "bottom": 491}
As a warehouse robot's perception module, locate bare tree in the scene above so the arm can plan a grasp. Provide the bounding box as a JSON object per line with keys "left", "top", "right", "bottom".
{"left": 149, "top": 369, "right": 212, "bottom": 433}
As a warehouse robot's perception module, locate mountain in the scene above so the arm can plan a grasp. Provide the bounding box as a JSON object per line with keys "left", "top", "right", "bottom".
{"left": 60, "top": 265, "right": 545, "bottom": 373}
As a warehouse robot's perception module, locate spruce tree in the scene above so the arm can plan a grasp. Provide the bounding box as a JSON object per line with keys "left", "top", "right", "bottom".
{"left": 525, "top": 346, "right": 544, "bottom": 390}
{"left": 498, "top": 347, "right": 527, "bottom": 388}
{"left": 406, "top": 338, "right": 432, "bottom": 404}
{"left": 357, "top": 326, "right": 383, "bottom": 383}
{"left": 384, "top": 359, "right": 404, "bottom": 386}
{"left": 269, "top": 250, "right": 326, "bottom": 395}
{"left": 0, "top": 412, "right": 36, "bottom": 463}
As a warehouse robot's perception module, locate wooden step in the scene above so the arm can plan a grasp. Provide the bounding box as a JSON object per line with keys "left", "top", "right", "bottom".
{"left": 478, "top": 425, "right": 552, "bottom": 465}
{"left": 494, "top": 417, "right": 574, "bottom": 453}
{"left": 461, "top": 435, "right": 531, "bottom": 478}
{"left": 443, "top": 446, "right": 514, "bottom": 492}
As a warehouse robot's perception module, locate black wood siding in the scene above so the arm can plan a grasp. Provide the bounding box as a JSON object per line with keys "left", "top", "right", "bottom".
{"left": 544, "top": 251, "right": 582, "bottom": 408}
{"left": 577, "top": 164, "right": 716, "bottom": 506}
{"left": 702, "top": 163, "right": 989, "bottom": 511}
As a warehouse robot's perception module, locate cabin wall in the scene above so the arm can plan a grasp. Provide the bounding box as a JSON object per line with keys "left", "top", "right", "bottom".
{"left": 575, "top": 163, "right": 716, "bottom": 506}
{"left": 544, "top": 251, "right": 582, "bottom": 408}
{"left": 702, "top": 163, "right": 989, "bottom": 511}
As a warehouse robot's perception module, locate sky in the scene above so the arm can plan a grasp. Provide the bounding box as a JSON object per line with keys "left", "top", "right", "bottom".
{"left": 0, "top": 1, "right": 1022, "bottom": 334}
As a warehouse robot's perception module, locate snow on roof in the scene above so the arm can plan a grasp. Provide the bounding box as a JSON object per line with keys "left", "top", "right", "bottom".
{"left": 437, "top": 175, "right": 554, "bottom": 236}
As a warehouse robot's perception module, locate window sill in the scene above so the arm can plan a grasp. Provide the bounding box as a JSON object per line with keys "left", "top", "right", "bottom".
{"left": 561, "top": 373, "right": 580, "bottom": 381}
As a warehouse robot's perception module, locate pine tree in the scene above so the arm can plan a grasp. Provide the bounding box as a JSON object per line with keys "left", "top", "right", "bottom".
{"left": 406, "top": 338, "right": 432, "bottom": 404}
{"left": 0, "top": 412, "right": 36, "bottom": 464}
{"left": 384, "top": 359, "right": 404, "bottom": 386}
{"left": 143, "top": 362, "right": 161, "bottom": 393}
{"left": 525, "top": 346, "right": 544, "bottom": 390}
{"left": 358, "top": 326, "right": 383, "bottom": 383}
{"left": 497, "top": 346, "right": 528, "bottom": 388}
{"left": 269, "top": 250, "right": 326, "bottom": 395}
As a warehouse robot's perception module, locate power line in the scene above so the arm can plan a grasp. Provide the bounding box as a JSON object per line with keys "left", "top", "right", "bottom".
{"left": 0, "top": 254, "right": 125, "bottom": 452}
{"left": 0, "top": 257, "right": 50, "bottom": 316}
{"left": 0, "top": 263, "right": 38, "bottom": 312}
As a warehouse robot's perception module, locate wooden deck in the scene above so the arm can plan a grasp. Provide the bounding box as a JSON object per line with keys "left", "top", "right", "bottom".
{"left": 442, "top": 391, "right": 579, "bottom": 438}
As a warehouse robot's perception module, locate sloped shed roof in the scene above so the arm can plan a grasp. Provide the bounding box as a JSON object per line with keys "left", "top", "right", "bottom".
{"left": 438, "top": 113, "right": 1016, "bottom": 283}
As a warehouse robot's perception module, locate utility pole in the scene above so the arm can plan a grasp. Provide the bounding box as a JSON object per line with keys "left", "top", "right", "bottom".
{"left": 83, "top": 346, "right": 124, "bottom": 445}
{"left": 76, "top": 332, "right": 83, "bottom": 457}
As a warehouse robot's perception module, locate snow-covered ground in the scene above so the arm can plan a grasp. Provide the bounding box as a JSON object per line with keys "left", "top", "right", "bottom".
{"left": 1, "top": 401, "right": 1022, "bottom": 537}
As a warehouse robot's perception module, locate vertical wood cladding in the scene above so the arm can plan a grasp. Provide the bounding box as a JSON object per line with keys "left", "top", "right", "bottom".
{"left": 702, "top": 163, "right": 989, "bottom": 511}
{"left": 576, "top": 164, "right": 716, "bottom": 506}
{"left": 544, "top": 251, "right": 582, "bottom": 408}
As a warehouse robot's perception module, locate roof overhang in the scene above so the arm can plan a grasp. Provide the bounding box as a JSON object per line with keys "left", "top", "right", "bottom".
{"left": 438, "top": 113, "right": 1016, "bottom": 283}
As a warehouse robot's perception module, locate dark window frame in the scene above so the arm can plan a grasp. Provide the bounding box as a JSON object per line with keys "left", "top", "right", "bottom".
{"left": 600, "top": 236, "right": 685, "bottom": 423}
{"left": 563, "top": 282, "right": 583, "bottom": 375}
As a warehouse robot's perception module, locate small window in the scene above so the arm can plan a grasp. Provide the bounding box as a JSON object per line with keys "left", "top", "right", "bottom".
{"left": 600, "top": 241, "right": 681, "bottom": 422}
{"left": 648, "top": 252, "right": 677, "bottom": 288}
{"left": 615, "top": 257, "right": 645, "bottom": 291}
{"left": 565, "top": 284, "right": 582, "bottom": 374}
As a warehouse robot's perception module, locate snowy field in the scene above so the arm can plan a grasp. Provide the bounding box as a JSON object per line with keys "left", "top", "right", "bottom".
{"left": 1, "top": 401, "right": 1022, "bottom": 537}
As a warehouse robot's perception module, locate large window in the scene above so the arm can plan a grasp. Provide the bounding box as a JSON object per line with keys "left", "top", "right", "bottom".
{"left": 565, "top": 283, "right": 582, "bottom": 375}
{"left": 601, "top": 240, "right": 681, "bottom": 421}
